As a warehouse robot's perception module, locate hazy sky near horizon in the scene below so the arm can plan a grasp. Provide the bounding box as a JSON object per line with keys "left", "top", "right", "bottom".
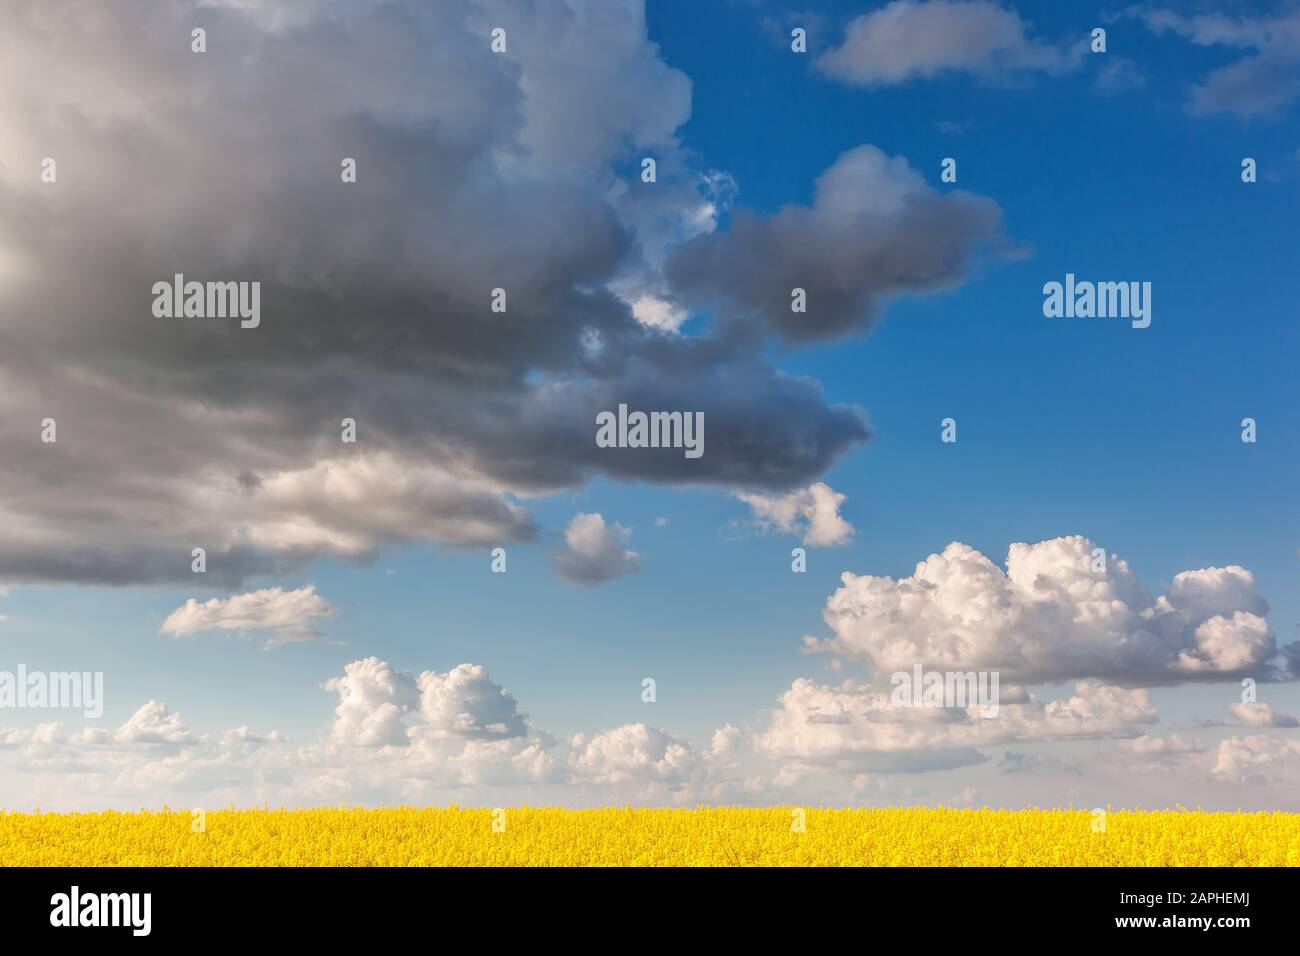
{"left": 0, "top": 0, "right": 1297, "bottom": 811}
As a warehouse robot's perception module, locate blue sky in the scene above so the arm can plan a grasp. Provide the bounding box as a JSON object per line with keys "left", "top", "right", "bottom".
{"left": 0, "top": 0, "right": 1297, "bottom": 810}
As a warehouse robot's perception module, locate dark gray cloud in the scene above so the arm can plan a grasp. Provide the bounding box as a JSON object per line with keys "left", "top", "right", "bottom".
{"left": 0, "top": 0, "right": 991, "bottom": 588}
{"left": 665, "top": 145, "right": 1007, "bottom": 344}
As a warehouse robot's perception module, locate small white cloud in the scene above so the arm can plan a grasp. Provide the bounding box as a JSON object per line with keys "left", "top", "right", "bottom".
{"left": 161, "top": 585, "right": 338, "bottom": 647}
{"left": 818, "top": 0, "right": 1079, "bottom": 88}
{"left": 735, "top": 482, "right": 854, "bottom": 546}
{"left": 220, "top": 726, "right": 288, "bottom": 747}
{"left": 551, "top": 512, "right": 640, "bottom": 586}
{"left": 569, "top": 723, "right": 697, "bottom": 784}
{"left": 1228, "top": 702, "right": 1299, "bottom": 728}
{"left": 70, "top": 727, "right": 113, "bottom": 747}
{"left": 114, "top": 700, "right": 195, "bottom": 746}
{"left": 631, "top": 295, "right": 688, "bottom": 332}
{"left": 1212, "top": 734, "right": 1300, "bottom": 785}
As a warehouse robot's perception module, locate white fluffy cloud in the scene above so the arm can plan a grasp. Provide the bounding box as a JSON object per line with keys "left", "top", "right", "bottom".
{"left": 1124, "top": 734, "right": 1206, "bottom": 756}
{"left": 112, "top": 700, "right": 197, "bottom": 746}
{"left": 818, "top": 1, "right": 1078, "bottom": 87}
{"left": 323, "top": 657, "right": 540, "bottom": 759}
{"left": 551, "top": 512, "right": 641, "bottom": 586}
{"left": 735, "top": 482, "right": 854, "bottom": 546}
{"left": 630, "top": 295, "right": 690, "bottom": 332}
{"left": 1212, "top": 734, "right": 1300, "bottom": 785}
{"left": 3, "top": 533, "right": 1296, "bottom": 809}
{"left": 323, "top": 657, "right": 420, "bottom": 747}
{"left": 757, "top": 679, "right": 1157, "bottom": 769}
{"left": 0, "top": 659, "right": 712, "bottom": 805}
{"left": 4, "top": 702, "right": 204, "bottom": 759}
{"left": 161, "top": 586, "right": 338, "bottom": 647}
{"left": 1228, "top": 702, "right": 1299, "bottom": 728}
{"left": 1, "top": 644, "right": 1296, "bottom": 810}
{"left": 568, "top": 723, "right": 697, "bottom": 784}
{"left": 806, "top": 536, "right": 1279, "bottom": 684}
{"left": 415, "top": 664, "right": 529, "bottom": 741}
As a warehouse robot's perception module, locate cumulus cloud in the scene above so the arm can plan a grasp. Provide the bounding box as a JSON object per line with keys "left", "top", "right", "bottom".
{"left": 323, "top": 656, "right": 539, "bottom": 754}
{"left": 1227, "top": 702, "right": 1299, "bottom": 728}
{"left": 735, "top": 482, "right": 854, "bottom": 546}
{"left": 0, "top": 656, "right": 713, "bottom": 806}
{"left": 1, "top": 654, "right": 562, "bottom": 807}
{"left": 414, "top": 664, "right": 529, "bottom": 741}
{"left": 757, "top": 678, "right": 1157, "bottom": 770}
{"left": 0, "top": 648, "right": 1294, "bottom": 809}
{"left": 1127, "top": 6, "right": 1300, "bottom": 116}
{"left": 323, "top": 657, "right": 420, "bottom": 747}
{"left": 817, "top": 1, "right": 1079, "bottom": 88}
{"left": 1123, "top": 733, "right": 1207, "bottom": 756}
{"left": 568, "top": 723, "right": 697, "bottom": 784}
{"left": 113, "top": 700, "right": 196, "bottom": 747}
{"left": 0, "top": 0, "right": 881, "bottom": 590}
{"left": 161, "top": 585, "right": 338, "bottom": 647}
{"left": 630, "top": 295, "right": 689, "bottom": 332}
{"left": 551, "top": 513, "right": 640, "bottom": 586}
{"left": 665, "top": 145, "right": 1006, "bottom": 343}
{"left": 220, "top": 726, "right": 289, "bottom": 747}
{"left": 805, "top": 536, "right": 1279, "bottom": 685}
{"left": 1212, "top": 734, "right": 1300, "bottom": 785}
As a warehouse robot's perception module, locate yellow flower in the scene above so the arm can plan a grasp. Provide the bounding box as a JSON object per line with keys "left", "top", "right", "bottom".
{"left": 0, "top": 806, "right": 1295, "bottom": 866}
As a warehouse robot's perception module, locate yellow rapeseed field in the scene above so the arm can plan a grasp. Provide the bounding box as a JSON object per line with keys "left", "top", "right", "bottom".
{"left": 1, "top": 806, "right": 1296, "bottom": 866}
